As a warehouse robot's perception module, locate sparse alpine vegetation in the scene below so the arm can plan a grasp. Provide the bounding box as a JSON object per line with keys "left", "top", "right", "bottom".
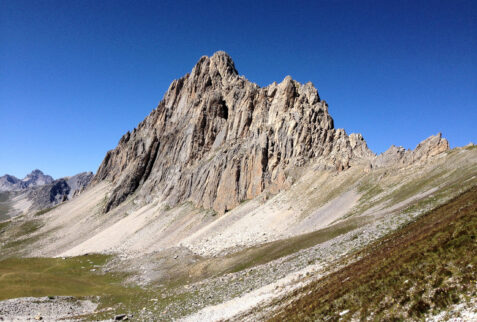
{"left": 1, "top": 52, "right": 476, "bottom": 321}
{"left": 267, "top": 186, "right": 477, "bottom": 321}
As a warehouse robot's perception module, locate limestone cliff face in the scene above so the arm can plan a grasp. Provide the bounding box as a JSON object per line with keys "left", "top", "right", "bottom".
{"left": 93, "top": 51, "right": 374, "bottom": 214}
{"left": 372, "top": 133, "right": 449, "bottom": 168}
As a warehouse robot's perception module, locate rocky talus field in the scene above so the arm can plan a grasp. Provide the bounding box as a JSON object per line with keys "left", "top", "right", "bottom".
{"left": 0, "top": 52, "right": 476, "bottom": 321}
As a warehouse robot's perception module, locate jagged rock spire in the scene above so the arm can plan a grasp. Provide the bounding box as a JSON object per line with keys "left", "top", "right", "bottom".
{"left": 93, "top": 51, "right": 373, "bottom": 214}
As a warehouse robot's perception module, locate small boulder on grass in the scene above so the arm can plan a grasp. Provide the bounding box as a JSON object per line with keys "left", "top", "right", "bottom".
{"left": 114, "top": 313, "right": 128, "bottom": 320}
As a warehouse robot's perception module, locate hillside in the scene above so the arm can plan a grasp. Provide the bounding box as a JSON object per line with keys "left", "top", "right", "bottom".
{"left": 0, "top": 52, "right": 476, "bottom": 321}
{"left": 265, "top": 186, "right": 477, "bottom": 321}
{"left": 0, "top": 171, "right": 93, "bottom": 220}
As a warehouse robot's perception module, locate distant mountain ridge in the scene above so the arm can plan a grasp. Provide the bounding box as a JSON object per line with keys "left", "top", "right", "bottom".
{"left": 0, "top": 169, "right": 53, "bottom": 192}
{"left": 24, "top": 172, "right": 94, "bottom": 210}
{"left": 0, "top": 170, "right": 93, "bottom": 218}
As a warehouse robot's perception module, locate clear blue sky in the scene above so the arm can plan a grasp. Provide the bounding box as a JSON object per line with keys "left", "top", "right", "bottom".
{"left": 1, "top": 0, "right": 476, "bottom": 178}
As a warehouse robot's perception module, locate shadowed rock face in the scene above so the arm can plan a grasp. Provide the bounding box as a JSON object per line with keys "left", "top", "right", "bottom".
{"left": 65, "top": 172, "right": 95, "bottom": 199}
{"left": 0, "top": 171, "right": 94, "bottom": 218}
{"left": 93, "top": 51, "right": 374, "bottom": 214}
{"left": 0, "top": 170, "right": 54, "bottom": 192}
{"left": 26, "top": 172, "right": 94, "bottom": 211}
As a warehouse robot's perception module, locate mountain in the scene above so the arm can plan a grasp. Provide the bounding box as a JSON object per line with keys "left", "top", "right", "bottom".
{"left": 24, "top": 172, "right": 94, "bottom": 212}
{"left": 94, "top": 52, "right": 452, "bottom": 217}
{"left": 93, "top": 51, "right": 373, "bottom": 214}
{"left": 0, "top": 169, "right": 53, "bottom": 192}
{"left": 0, "top": 171, "right": 93, "bottom": 219}
{"left": 0, "top": 52, "right": 475, "bottom": 321}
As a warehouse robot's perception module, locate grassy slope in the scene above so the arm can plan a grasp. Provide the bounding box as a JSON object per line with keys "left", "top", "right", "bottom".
{"left": 0, "top": 219, "right": 45, "bottom": 260}
{"left": 0, "top": 255, "right": 168, "bottom": 320}
{"left": 0, "top": 192, "right": 13, "bottom": 220}
{"left": 0, "top": 150, "right": 475, "bottom": 320}
{"left": 0, "top": 205, "right": 367, "bottom": 320}
{"left": 269, "top": 186, "right": 477, "bottom": 321}
{"left": 0, "top": 253, "right": 204, "bottom": 320}
{"left": 0, "top": 255, "right": 120, "bottom": 300}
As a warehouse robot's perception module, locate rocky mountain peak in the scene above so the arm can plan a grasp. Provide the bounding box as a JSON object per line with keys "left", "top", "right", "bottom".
{"left": 28, "top": 169, "right": 43, "bottom": 175}
{"left": 22, "top": 169, "right": 54, "bottom": 188}
{"left": 208, "top": 50, "right": 238, "bottom": 77}
{"left": 414, "top": 132, "right": 449, "bottom": 158}
{"left": 23, "top": 169, "right": 53, "bottom": 182}
{"left": 0, "top": 169, "right": 54, "bottom": 192}
{"left": 372, "top": 133, "right": 450, "bottom": 168}
{"left": 189, "top": 51, "right": 239, "bottom": 87}
{"left": 93, "top": 51, "right": 375, "bottom": 214}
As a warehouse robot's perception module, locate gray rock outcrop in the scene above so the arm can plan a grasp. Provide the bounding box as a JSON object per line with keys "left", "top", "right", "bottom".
{"left": 65, "top": 172, "right": 94, "bottom": 199}
{"left": 91, "top": 52, "right": 451, "bottom": 215}
{"left": 0, "top": 170, "right": 53, "bottom": 192}
{"left": 372, "top": 133, "right": 449, "bottom": 168}
{"left": 93, "top": 51, "right": 374, "bottom": 214}
{"left": 0, "top": 171, "right": 93, "bottom": 217}
{"left": 26, "top": 172, "right": 94, "bottom": 211}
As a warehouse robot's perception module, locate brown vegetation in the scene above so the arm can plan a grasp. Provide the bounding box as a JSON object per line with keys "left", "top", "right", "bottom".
{"left": 269, "top": 186, "right": 477, "bottom": 321}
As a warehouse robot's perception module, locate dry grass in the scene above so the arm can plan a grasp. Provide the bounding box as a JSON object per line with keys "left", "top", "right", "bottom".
{"left": 269, "top": 186, "right": 477, "bottom": 321}
{"left": 0, "top": 255, "right": 120, "bottom": 300}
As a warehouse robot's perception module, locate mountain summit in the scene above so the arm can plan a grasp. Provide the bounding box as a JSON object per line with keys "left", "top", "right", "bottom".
{"left": 2, "top": 52, "right": 475, "bottom": 322}
{"left": 93, "top": 51, "right": 373, "bottom": 214}
{"left": 0, "top": 169, "right": 53, "bottom": 192}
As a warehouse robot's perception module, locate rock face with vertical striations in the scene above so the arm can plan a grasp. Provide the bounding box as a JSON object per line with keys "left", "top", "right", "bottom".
{"left": 372, "top": 133, "right": 449, "bottom": 168}
{"left": 92, "top": 52, "right": 451, "bottom": 215}
{"left": 93, "top": 51, "right": 376, "bottom": 214}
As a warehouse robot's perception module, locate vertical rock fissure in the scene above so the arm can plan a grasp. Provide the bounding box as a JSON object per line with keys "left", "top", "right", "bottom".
{"left": 94, "top": 51, "right": 376, "bottom": 215}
